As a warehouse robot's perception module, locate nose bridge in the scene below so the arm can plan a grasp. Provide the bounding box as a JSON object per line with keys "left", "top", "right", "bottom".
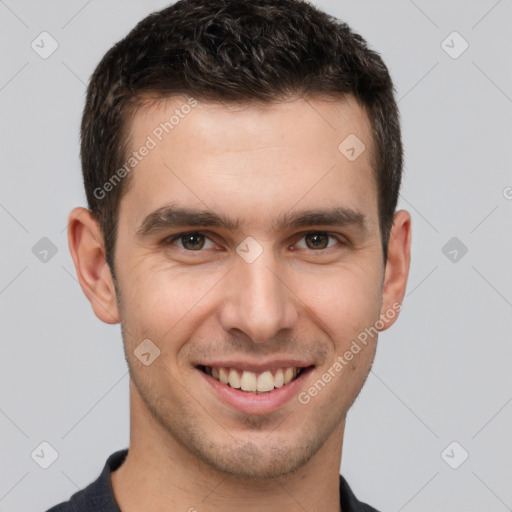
{"left": 219, "top": 243, "right": 298, "bottom": 342}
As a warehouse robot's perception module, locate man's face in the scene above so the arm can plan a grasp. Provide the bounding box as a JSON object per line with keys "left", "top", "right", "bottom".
{"left": 112, "top": 95, "right": 388, "bottom": 478}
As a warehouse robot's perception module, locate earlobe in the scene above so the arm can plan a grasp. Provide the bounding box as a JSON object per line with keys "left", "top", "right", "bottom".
{"left": 67, "top": 207, "right": 120, "bottom": 324}
{"left": 378, "top": 209, "right": 412, "bottom": 332}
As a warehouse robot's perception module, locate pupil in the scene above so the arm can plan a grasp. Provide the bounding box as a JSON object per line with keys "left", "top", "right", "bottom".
{"left": 180, "top": 233, "right": 329, "bottom": 250}
{"left": 183, "top": 233, "right": 204, "bottom": 250}
{"left": 307, "top": 232, "right": 328, "bottom": 249}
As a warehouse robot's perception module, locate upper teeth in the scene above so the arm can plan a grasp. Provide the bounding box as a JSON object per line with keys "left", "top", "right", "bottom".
{"left": 205, "top": 366, "right": 302, "bottom": 393}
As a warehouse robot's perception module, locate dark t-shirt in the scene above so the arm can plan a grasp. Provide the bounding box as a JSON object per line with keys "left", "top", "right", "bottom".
{"left": 45, "top": 449, "right": 381, "bottom": 512}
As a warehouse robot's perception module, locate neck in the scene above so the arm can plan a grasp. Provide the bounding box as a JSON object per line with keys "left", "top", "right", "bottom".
{"left": 111, "top": 381, "right": 344, "bottom": 512}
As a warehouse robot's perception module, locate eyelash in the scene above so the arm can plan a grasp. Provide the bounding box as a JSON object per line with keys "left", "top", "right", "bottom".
{"left": 163, "top": 231, "right": 347, "bottom": 253}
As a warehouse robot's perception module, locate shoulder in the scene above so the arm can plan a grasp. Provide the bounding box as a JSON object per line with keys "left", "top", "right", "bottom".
{"left": 43, "top": 483, "right": 95, "bottom": 512}
{"left": 45, "top": 499, "right": 79, "bottom": 512}
{"left": 43, "top": 449, "right": 128, "bottom": 512}
{"left": 339, "top": 473, "right": 382, "bottom": 512}
{"left": 45, "top": 504, "right": 70, "bottom": 512}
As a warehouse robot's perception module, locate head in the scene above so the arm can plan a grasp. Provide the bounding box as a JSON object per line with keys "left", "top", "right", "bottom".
{"left": 82, "top": 0, "right": 402, "bottom": 275}
{"left": 69, "top": 0, "right": 410, "bottom": 480}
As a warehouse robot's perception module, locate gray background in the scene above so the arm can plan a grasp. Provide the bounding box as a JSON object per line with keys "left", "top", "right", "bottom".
{"left": 1, "top": 0, "right": 511, "bottom": 511}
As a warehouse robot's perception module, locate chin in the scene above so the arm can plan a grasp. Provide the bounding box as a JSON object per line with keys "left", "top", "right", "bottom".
{"left": 191, "top": 435, "right": 321, "bottom": 480}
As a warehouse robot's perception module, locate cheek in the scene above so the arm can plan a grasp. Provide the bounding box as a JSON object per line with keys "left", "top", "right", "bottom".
{"left": 294, "top": 264, "right": 382, "bottom": 343}
{"left": 119, "top": 246, "right": 383, "bottom": 352}
{"left": 125, "top": 262, "right": 223, "bottom": 342}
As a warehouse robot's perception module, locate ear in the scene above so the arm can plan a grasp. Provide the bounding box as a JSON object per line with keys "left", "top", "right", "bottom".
{"left": 67, "top": 207, "right": 120, "bottom": 324}
{"left": 378, "top": 209, "right": 411, "bottom": 331}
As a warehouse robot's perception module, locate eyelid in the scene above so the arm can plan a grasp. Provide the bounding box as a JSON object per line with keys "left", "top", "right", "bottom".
{"left": 293, "top": 231, "right": 347, "bottom": 250}
{"left": 165, "top": 231, "right": 218, "bottom": 251}
{"left": 164, "top": 230, "right": 348, "bottom": 252}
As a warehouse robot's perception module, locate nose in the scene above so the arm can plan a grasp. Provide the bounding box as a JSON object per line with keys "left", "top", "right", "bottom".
{"left": 218, "top": 248, "right": 299, "bottom": 344}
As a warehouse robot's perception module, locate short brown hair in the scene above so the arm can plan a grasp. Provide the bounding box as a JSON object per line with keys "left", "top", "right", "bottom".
{"left": 81, "top": 0, "right": 403, "bottom": 277}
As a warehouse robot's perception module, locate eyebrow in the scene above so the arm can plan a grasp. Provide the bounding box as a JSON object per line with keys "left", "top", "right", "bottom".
{"left": 136, "top": 203, "right": 368, "bottom": 239}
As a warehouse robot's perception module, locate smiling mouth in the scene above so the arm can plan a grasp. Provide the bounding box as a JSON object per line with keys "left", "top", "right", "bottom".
{"left": 198, "top": 365, "right": 310, "bottom": 394}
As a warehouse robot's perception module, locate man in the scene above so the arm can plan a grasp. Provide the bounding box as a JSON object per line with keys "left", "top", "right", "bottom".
{"left": 47, "top": 0, "right": 411, "bottom": 510}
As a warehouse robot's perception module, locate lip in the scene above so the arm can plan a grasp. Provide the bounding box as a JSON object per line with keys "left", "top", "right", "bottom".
{"left": 197, "top": 365, "right": 314, "bottom": 415}
{"left": 194, "top": 359, "right": 312, "bottom": 373}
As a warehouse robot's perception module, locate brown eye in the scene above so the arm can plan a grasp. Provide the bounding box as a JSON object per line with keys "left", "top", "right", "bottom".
{"left": 295, "top": 232, "right": 340, "bottom": 251}
{"left": 167, "top": 232, "right": 215, "bottom": 251}
{"left": 305, "top": 233, "right": 329, "bottom": 249}
{"left": 181, "top": 233, "right": 205, "bottom": 250}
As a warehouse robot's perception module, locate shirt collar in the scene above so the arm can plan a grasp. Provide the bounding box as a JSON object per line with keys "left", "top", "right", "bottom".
{"left": 85, "top": 449, "right": 378, "bottom": 512}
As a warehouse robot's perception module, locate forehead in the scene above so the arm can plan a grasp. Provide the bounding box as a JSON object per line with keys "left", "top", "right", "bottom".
{"left": 119, "top": 94, "right": 378, "bottom": 233}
